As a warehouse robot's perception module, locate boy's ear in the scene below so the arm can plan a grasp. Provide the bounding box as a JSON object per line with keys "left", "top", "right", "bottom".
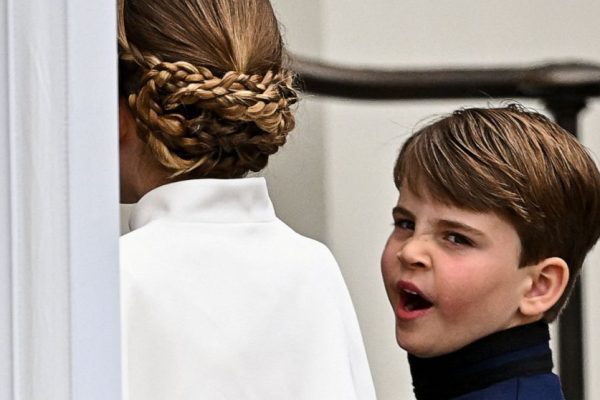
{"left": 519, "top": 257, "right": 569, "bottom": 317}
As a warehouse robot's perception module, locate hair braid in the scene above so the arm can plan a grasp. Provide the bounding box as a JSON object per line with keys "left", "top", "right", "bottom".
{"left": 125, "top": 59, "right": 298, "bottom": 177}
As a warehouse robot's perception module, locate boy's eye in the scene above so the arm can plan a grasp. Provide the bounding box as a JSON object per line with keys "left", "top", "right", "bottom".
{"left": 395, "top": 219, "right": 415, "bottom": 231}
{"left": 446, "top": 232, "right": 473, "bottom": 246}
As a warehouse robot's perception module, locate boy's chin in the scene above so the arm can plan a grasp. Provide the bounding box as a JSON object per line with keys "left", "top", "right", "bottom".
{"left": 395, "top": 329, "right": 471, "bottom": 358}
{"left": 396, "top": 333, "right": 441, "bottom": 358}
{"left": 399, "top": 341, "right": 465, "bottom": 359}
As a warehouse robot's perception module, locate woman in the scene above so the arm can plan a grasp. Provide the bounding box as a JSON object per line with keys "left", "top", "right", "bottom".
{"left": 118, "top": 0, "right": 375, "bottom": 399}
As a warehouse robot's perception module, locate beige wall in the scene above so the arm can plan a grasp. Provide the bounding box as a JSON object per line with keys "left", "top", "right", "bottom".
{"left": 268, "top": 1, "right": 600, "bottom": 399}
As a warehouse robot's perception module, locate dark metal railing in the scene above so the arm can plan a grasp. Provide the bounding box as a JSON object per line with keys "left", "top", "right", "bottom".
{"left": 291, "top": 55, "right": 600, "bottom": 400}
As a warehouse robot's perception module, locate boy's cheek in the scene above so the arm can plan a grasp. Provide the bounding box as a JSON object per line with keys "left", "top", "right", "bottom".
{"left": 380, "top": 244, "right": 399, "bottom": 279}
{"left": 380, "top": 267, "right": 397, "bottom": 303}
{"left": 380, "top": 256, "right": 400, "bottom": 306}
{"left": 435, "top": 279, "right": 487, "bottom": 319}
{"left": 438, "top": 280, "right": 512, "bottom": 324}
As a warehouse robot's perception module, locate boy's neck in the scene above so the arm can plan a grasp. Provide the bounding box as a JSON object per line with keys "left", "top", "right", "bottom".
{"left": 408, "top": 321, "right": 553, "bottom": 400}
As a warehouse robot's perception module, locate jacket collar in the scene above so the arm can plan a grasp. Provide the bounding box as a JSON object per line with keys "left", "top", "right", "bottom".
{"left": 408, "top": 321, "right": 554, "bottom": 400}
{"left": 128, "top": 177, "right": 276, "bottom": 230}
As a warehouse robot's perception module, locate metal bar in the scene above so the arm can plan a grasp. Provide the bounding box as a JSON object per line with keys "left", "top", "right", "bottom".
{"left": 291, "top": 56, "right": 600, "bottom": 101}
{"left": 545, "top": 97, "right": 586, "bottom": 400}
{"left": 558, "top": 282, "right": 584, "bottom": 400}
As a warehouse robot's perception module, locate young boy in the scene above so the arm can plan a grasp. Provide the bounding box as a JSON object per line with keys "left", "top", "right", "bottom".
{"left": 381, "top": 105, "right": 600, "bottom": 400}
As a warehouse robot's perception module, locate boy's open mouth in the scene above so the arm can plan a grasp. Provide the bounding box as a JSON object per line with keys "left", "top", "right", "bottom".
{"left": 400, "top": 288, "right": 433, "bottom": 312}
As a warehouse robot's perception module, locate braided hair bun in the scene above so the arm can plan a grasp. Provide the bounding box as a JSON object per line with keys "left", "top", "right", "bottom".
{"left": 118, "top": 0, "right": 299, "bottom": 178}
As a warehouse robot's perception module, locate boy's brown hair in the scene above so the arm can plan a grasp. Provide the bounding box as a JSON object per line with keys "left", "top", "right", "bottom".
{"left": 394, "top": 105, "right": 600, "bottom": 321}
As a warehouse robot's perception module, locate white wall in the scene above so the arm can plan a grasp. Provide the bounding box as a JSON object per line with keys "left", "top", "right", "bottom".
{"left": 268, "top": 1, "right": 600, "bottom": 399}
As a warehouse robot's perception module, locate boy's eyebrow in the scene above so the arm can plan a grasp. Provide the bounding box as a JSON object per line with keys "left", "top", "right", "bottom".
{"left": 392, "top": 205, "right": 487, "bottom": 239}
{"left": 436, "top": 219, "right": 486, "bottom": 238}
{"left": 392, "top": 206, "right": 414, "bottom": 218}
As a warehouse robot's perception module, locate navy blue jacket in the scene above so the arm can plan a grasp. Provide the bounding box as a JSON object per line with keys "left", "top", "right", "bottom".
{"left": 408, "top": 322, "right": 565, "bottom": 399}
{"left": 454, "top": 373, "right": 563, "bottom": 399}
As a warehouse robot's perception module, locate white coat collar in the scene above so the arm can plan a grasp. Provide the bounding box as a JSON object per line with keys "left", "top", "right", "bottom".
{"left": 128, "top": 177, "right": 276, "bottom": 230}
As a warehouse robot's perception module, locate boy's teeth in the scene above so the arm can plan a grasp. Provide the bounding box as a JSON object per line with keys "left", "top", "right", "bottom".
{"left": 404, "top": 289, "right": 418, "bottom": 295}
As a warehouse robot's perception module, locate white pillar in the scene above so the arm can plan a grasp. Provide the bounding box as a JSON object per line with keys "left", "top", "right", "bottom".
{"left": 0, "top": 1, "right": 14, "bottom": 398}
{"left": 1, "top": 0, "right": 121, "bottom": 399}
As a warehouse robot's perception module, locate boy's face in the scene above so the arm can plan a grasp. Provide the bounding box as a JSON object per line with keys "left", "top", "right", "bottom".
{"left": 381, "top": 183, "right": 533, "bottom": 358}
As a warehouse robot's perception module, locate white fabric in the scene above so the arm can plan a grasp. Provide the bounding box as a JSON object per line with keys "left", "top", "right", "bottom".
{"left": 120, "top": 177, "right": 376, "bottom": 400}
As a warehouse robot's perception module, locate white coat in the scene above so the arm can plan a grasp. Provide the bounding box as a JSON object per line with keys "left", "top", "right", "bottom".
{"left": 120, "top": 177, "right": 376, "bottom": 400}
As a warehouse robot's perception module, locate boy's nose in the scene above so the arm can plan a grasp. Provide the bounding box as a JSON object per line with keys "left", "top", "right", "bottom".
{"left": 397, "top": 235, "right": 432, "bottom": 270}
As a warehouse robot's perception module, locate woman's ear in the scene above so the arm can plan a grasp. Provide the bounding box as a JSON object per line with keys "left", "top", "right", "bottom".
{"left": 519, "top": 257, "right": 569, "bottom": 318}
{"left": 119, "top": 97, "right": 136, "bottom": 143}
{"left": 118, "top": 97, "right": 143, "bottom": 203}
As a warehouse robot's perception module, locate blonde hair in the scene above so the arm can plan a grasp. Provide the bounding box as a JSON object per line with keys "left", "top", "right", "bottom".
{"left": 118, "top": 0, "right": 298, "bottom": 178}
{"left": 394, "top": 105, "right": 600, "bottom": 321}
